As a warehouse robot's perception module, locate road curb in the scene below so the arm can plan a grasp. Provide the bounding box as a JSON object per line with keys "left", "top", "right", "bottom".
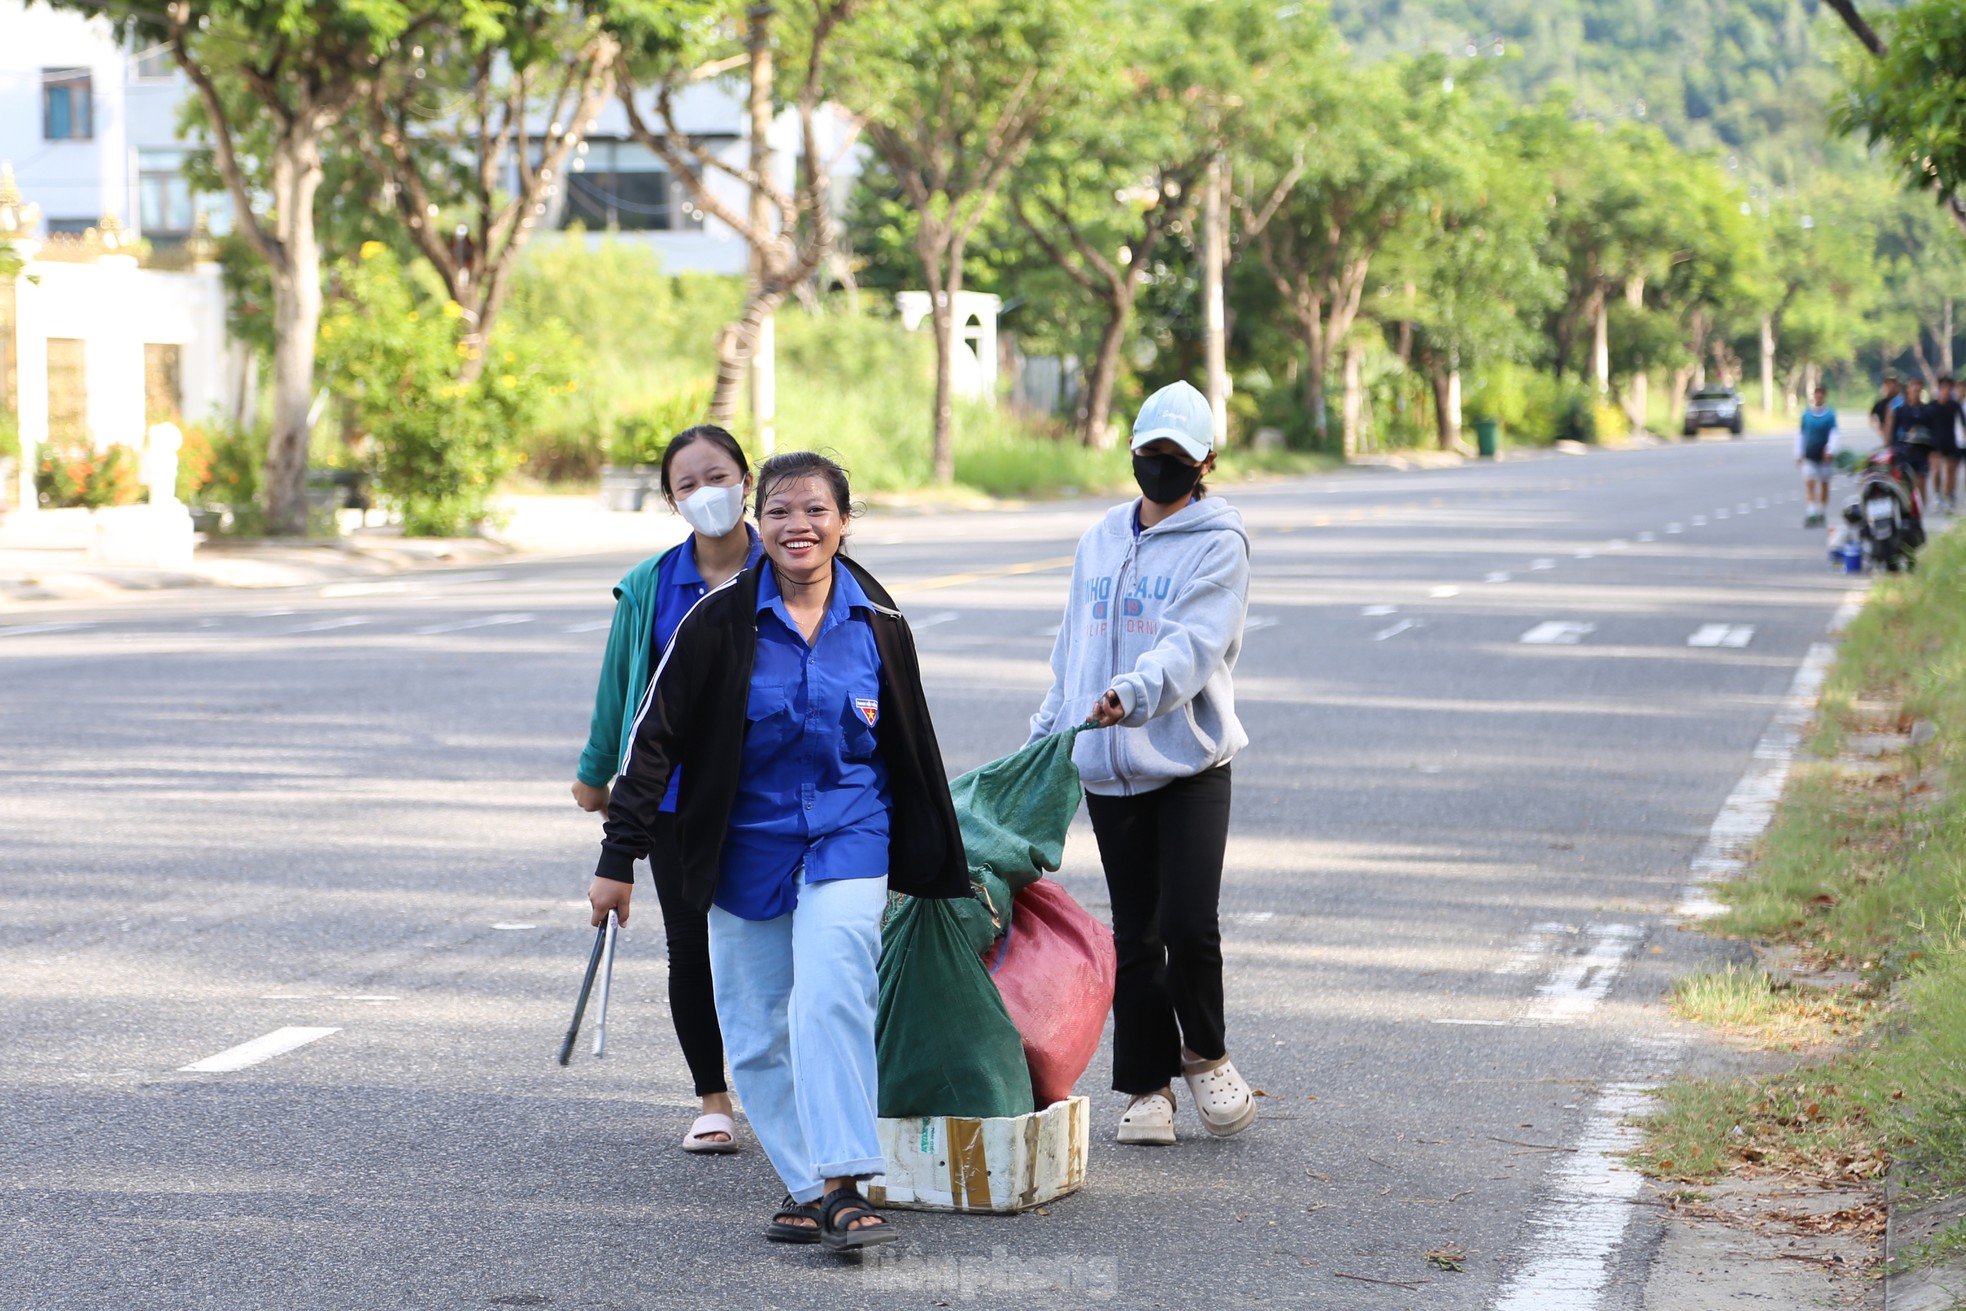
{"left": 1885, "top": 1167, "right": 1966, "bottom": 1309}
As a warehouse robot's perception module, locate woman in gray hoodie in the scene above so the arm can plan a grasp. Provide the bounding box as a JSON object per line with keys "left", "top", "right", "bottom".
{"left": 1028, "top": 379, "right": 1254, "bottom": 1146}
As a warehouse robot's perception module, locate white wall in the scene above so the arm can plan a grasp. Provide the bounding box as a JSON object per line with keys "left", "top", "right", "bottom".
{"left": 0, "top": 1, "right": 132, "bottom": 229}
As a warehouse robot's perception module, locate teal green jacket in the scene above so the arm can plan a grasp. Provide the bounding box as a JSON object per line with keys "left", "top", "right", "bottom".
{"left": 576, "top": 549, "right": 677, "bottom": 788}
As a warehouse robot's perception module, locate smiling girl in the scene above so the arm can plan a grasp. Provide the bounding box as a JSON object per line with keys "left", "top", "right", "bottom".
{"left": 587, "top": 451, "right": 968, "bottom": 1253}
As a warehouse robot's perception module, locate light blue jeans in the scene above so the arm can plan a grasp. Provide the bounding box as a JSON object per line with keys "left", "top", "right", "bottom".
{"left": 708, "top": 870, "right": 888, "bottom": 1203}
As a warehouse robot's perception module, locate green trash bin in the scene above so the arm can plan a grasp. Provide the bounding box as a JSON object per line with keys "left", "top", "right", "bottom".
{"left": 1473, "top": 418, "right": 1499, "bottom": 459}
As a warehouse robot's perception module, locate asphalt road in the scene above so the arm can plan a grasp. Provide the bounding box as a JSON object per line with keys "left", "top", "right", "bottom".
{"left": 1, "top": 433, "right": 1863, "bottom": 1309}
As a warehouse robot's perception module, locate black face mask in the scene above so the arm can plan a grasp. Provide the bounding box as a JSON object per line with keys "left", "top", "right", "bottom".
{"left": 1132, "top": 452, "right": 1203, "bottom": 505}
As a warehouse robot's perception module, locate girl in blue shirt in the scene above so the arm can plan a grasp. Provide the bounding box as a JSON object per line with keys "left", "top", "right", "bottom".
{"left": 590, "top": 451, "right": 968, "bottom": 1253}
{"left": 573, "top": 425, "right": 761, "bottom": 1154}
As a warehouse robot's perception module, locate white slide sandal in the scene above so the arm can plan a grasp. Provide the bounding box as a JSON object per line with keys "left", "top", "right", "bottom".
{"left": 682, "top": 1112, "right": 740, "bottom": 1154}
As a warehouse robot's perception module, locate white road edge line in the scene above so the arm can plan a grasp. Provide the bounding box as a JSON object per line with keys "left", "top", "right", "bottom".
{"left": 0, "top": 623, "right": 93, "bottom": 638}
{"left": 1372, "top": 619, "right": 1420, "bottom": 642}
{"left": 1518, "top": 924, "right": 1644, "bottom": 1026}
{"left": 180, "top": 1026, "right": 340, "bottom": 1073}
{"left": 413, "top": 613, "right": 534, "bottom": 636}
{"left": 1488, "top": 1081, "right": 1653, "bottom": 1311}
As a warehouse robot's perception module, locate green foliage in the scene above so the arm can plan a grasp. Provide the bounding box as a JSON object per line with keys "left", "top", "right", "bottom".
{"left": 605, "top": 382, "right": 716, "bottom": 468}
{"left": 1836, "top": 1, "right": 1966, "bottom": 217}
{"left": 319, "top": 245, "right": 577, "bottom": 536}
{"left": 0, "top": 411, "right": 20, "bottom": 462}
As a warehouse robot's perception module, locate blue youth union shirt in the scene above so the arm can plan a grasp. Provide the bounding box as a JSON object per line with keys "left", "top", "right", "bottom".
{"left": 716, "top": 562, "right": 892, "bottom": 920}
{"left": 651, "top": 529, "right": 763, "bottom": 814}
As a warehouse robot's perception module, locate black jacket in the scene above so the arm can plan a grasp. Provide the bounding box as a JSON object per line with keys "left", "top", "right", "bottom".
{"left": 594, "top": 555, "right": 969, "bottom": 910}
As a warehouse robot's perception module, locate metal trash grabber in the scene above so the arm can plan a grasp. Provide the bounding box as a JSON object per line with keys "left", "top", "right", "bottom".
{"left": 593, "top": 910, "right": 619, "bottom": 1058}
{"left": 556, "top": 911, "right": 614, "bottom": 1066}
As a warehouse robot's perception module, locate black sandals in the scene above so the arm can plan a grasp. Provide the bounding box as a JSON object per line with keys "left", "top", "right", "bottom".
{"left": 765, "top": 1194, "right": 822, "bottom": 1244}
{"left": 818, "top": 1185, "right": 896, "bottom": 1253}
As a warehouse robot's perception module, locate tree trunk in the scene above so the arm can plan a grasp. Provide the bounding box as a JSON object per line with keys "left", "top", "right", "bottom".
{"left": 749, "top": 310, "right": 776, "bottom": 453}
{"left": 1082, "top": 292, "right": 1132, "bottom": 449}
{"left": 920, "top": 221, "right": 963, "bottom": 485}
{"left": 1432, "top": 367, "right": 1462, "bottom": 451}
{"left": 1759, "top": 314, "right": 1776, "bottom": 414}
{"left": 265, "top": 137, "right": 325, "bottom": 537}
{"left": 1944, "top": 298, "right": 1956, "bottom": 377}
{"left": 1201, "top": 153, "right": 1229, "bottom": 448}
{"left": 1302, "top": 314, "right": 1330, "bottom": 446}
{"left": 1590, "top": 288, "right": 1609, "bottom": 394}
{"left": 1622, "top": 277, "right": 1647, "bottom": 432}
{"left": 710, "top": 287, "right": 791, "bottom": 429}
{"left": 1341, "top": 342, "right": 1364, "bottom": 458}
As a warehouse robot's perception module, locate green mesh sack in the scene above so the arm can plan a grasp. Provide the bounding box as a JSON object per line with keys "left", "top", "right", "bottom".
{"left": 876, "top": 892, "right": 1034, "bottom": 1119}
{"left": 948, "top": 726, "right": 1087, "bottom": 891}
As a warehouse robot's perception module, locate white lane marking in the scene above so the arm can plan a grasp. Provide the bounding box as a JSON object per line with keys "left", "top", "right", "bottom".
{"left": 1607, "top": 539, "right": 1630, "bottom": 550}
{"left": 1690, "top": 515, "right": 1707, "bottom": 526}
{"left": 1529, "top": 558, "right": 1556, "bottom": 571}
{"left": 0, "top": 622, "right": 92, "bottom": 638}
{"left": 332, "top": 994, "right": 399, "bottom": 1003}
{"left": 1636, "top": 531, "right": 1657, "bottom": 543}
{"left": 1488, "top": 1081, "right": 1652, "bottom": 1311}
{"left": 1244, "top": 615, "right": 1280, "bottom": 633}
{"left": 562, "top": 619, "right": 612, "bottom": 633}
{"left": 1715, "top": 509, "right": 1731, "bottom": 520}
{"left": 492, "top": 923, "right": 537, "bottom": 931}
{"left": 1372, "top": 619, "right": 1421, "bottom": 642}
{"left": 1665, "top": 523, "right": 1684, "bottom": 534}
{"left": 1573, "top": 549, "right": 1596, "bottom": 560}
{"left": 1361, "top": 604, "right": 1398, "bottom": 616}
{"left": 1687, "top": 623, "right": 1755, "bottom": 648}
{"left": 1519, "top": 621, "right": 1595, "bottom": 645}
{"left": 286, "top": 616, "right": 370, "bottom": 634}
{"left": 911, "top": 611, "right": 961, "bottom": 632}
{"left": 247, "top": 609, "right": 297, "bottom": 618}
{"left": 321, "top": 581, "right": 409, "bottom": 598}
{"left": 1429, "top": 585, "right": 1461, "bottom": 599}
{"left": 257, "top": 994, "right": 319, "bottom": 1001}
{"left": 1737, "top": 502, "right": 1751, "bottom": 513}
{"left": 180, "top": 1026, "right": 340, "bottom": 1073}
{"left": 1497, "top": 922, "right": 1583, "bottom": 975}
{"left": 424, "top": 571, "right": 507, "bottom": 585}
{"left": 1756, "top": 498, "right": 1770, "bottom": 509}
{"left": 1432, "top": 1018, "right": 1508, "bottom": 1026}
{"left": 1519, "top": 924, "right": 1644, "bottom": 1025}
{"left": 413, "top": 612, "right": 533, "bottom": 636}
{"left": 1678, "top": 638, "right": 1839, "bottom": 918}
{"left": 1484, "top": 571, "right": 1512, "bottom": 583}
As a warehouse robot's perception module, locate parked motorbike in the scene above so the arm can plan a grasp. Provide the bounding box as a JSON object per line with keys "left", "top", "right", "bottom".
{"left": 1840, "top": 448, "right": 1925, "bottom": 573}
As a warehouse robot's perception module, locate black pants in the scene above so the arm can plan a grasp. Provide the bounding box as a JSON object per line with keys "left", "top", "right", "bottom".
{"left": 1084, "top": 764, "right": 1232, "bottom": 1096}
{"left": 646, "top": 813, "right": 729, "bottom": 1098}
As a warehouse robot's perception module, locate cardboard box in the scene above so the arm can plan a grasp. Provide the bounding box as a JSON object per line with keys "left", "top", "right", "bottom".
{"left": 866, "top": 1096, "right": 1089, "bottom": 1214}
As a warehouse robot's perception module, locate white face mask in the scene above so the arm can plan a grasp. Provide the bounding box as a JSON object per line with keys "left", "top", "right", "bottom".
{"left": 676, "top": 483, "right": 747, "bottom": 538}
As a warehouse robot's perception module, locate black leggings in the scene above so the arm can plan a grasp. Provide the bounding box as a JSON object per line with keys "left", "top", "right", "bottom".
{"left": 1083, "top": 764, "right": 1233, "bottom": 1096}
{"left": 646, "top": 813, "right": 729, "bottom": 1098}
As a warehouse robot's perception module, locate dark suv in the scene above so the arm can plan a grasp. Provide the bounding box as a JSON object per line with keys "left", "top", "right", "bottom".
{"left": 1683, "top": 387, "right": 1744, "bottom": 438}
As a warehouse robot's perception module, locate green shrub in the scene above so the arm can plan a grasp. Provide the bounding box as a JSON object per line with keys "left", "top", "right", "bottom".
{"left": 35, "top": 443, "right": 141, "bottom": 508}
{"left": 320, "top": 244, "right": 577, "bottom": 536}
{"left": 1520, "top": 373, "right": 1600, "bottom": 443}
{"left": 81, "top": 444, "right": 141, "bottom": 508}
{"left": 605, "top": 381, "right": 717, "bottom": 468}
{"left": 199, "top": 424, "right": 265, "bottom": 507}
{"left": 34, "top": 446, "right": 86, "bottom": 506}
{"left": 0, "top": 411, "right": 20, "bottom": 462}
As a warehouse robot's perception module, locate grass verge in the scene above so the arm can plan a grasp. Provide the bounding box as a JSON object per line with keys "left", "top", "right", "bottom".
{"left": 1631, "top": 527, "right": 1966, "bottom": 1261}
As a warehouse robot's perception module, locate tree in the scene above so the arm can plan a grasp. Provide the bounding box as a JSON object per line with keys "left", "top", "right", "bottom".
{"left": 49, "top": 2, "right": 496, "bottom": 535}
{"left": 615, "top": 0, "right": 857, "bottom": 444}
{"left": 359, "top": 3, "right": 629, "bottom": 385}
{"left": 829, "top": 0, "right": 1092, "bottom": 483}
{"left": 1828, "top": 0, "right": 1966, "bottom": 239}
{"left": 1238, "top": 57, "right": 1463, "bottom": 453}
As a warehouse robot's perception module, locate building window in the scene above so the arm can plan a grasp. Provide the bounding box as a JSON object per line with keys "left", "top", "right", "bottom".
{"left": 139, "top": 152, "right": 195, "bottom": 240}
{"left": 134, "top": 45, "right": 174, "bottom": 81}
{"left": 43, "top": 69, "right": 93, "bottom": 141}
{"left": 559, "top": 139, "right": 706, "bottom": 233}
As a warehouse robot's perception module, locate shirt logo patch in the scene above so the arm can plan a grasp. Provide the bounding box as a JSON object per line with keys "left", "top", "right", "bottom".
{"left": 1093, "top": 600, "right": 1108, "bottom": 619}
{"left": 1123, "top": 598, "right": 1144, "bottom": 617}
{"left": 855, "top": 697, "right": 880, "bottom": 727}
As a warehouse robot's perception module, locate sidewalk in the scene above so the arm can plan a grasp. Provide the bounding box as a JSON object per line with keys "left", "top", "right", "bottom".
{"left": 0, "top": 495, "right": 688, "bottom": 608}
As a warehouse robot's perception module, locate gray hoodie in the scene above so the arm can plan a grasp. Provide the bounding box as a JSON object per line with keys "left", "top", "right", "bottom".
{"left": 1028, "top": 496, "right": 1250, "bottom": 796}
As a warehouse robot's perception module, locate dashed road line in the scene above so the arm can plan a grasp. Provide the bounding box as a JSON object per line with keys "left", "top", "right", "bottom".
{"left": 910, "top": 611, "right": 961, "bottom": 632}
{"left": 1665, "top": 523, "right": 1683, "bottom": 534}
{"left": 0, "top": 622, "right": 93, "bottom": 638}
{"left": 1529, "top": 559, "right": 1556, "bottom": 571}
{"left": 1429, "top": 585, "right": 1461, "bottom": 599}
{"left": 412, "top": 613, "right": 534, "bottom": 636}
{"left": 1484, "top": 571, "right": 1512, "bottom": 583}
{"left": 1361, "top": 604, "right": 1398, "bottom": 617}
{"left": 1372, "top": 619, "right": 1421, "bottom": 642}
{"left": 286, "top": 616, "right": 370, "bottom": 635}
{"left": 1244, "top": 615, "right": 1280, "bottom": 633}
{"left": 1519, "top": 621, "right": 1595, "bottom": 645}
{"left": 562, "top": 619, "right": 612, "bottom": 633}
{"left": 180, "top": 1026, "right": 340, "bottom": 1073}
{"left": 1687, "top": 623, "right": 1755, "bottom": 648}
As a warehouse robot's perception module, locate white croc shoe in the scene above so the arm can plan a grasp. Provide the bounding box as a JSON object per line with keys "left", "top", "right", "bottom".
{"left": 1116, "top": 1090, "right": 1177, "bottom": 1146}
{"left": 1182, "top": 1055, "right": 1256, "bottom": 1138}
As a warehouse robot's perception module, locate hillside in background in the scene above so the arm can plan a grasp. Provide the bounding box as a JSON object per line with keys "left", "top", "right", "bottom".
{"left": 1328, "top": 0, "right": 1866, "bottom": 182}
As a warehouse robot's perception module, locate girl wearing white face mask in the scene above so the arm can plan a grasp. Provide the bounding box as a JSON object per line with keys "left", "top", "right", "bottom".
{"left": 573, "top": 424, "right": 760, "bottom": 1154}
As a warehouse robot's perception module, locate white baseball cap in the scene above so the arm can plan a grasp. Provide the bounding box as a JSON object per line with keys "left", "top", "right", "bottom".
{"left": 1130, "top": 380, "right": 1214, "bottom": 462}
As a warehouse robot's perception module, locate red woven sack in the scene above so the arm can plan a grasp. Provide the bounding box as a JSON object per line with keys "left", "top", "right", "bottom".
{"left": 987, "top": 879, "right": 1117, "bottom": 1108}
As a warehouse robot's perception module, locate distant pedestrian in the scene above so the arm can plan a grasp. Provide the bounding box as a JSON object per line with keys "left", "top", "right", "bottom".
{"left": 1934, "top": 377, "right": 1963, "bottom": 512}
{"left": 588, "top": 451, "right": 969, "bottom": 1253}
{"left": 1870, "top": 376, "right": 1902, "bottom": 441}
{"left": 1797, "top": 388, "right": 1839, "bottom": 528}
{"left": 1029, "top": 379, "right": 1256, "bottom": 1148}
{"left": 1887, "top": 378, "right": 1940, "bottom": 505}
{"left": 573, "top": 425, "right": 759, "bottom": 1154}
